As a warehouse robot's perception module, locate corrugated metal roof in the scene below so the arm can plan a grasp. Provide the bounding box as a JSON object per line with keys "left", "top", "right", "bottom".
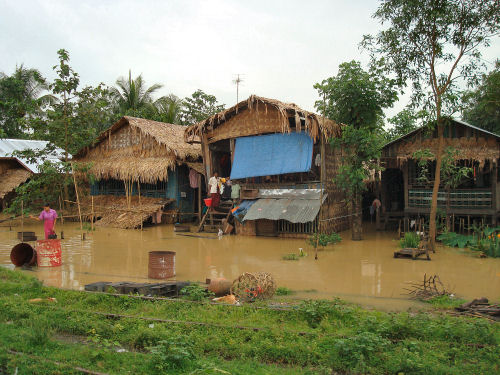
{"left": 258, "top": 188, "right": 324, "bottom": 199}
{"left": 243, "top": 196, "right": 324, "bottom": 223}
{"left": 0, "top": 139, "right": 65, "bottom": 173}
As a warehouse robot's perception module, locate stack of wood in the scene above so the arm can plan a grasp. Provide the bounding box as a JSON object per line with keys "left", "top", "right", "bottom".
{"left": 404, "top": 273, "right": 451, "bottom": 300}
{"left": 454, "top": 298, "right": 500, "bottom": 322}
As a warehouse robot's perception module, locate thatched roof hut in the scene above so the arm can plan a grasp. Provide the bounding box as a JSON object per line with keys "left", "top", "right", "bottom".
{"left": 382, "top": 119, "right": 500, "bottom": 168}
{"left": 184, "top": 95, "right": 343, "bottom": 144}
{"left": 76, "top": 116, "right": 202, "bottom": 183}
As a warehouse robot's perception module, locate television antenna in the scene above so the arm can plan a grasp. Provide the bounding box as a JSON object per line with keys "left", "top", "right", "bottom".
{"left": 232, "top": 74, "right": 244, "bottom": 103}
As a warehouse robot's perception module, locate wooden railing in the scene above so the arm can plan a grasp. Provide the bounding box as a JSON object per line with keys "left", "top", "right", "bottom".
{"left": 408, "top": 189, "right": 492, "bottom": 209}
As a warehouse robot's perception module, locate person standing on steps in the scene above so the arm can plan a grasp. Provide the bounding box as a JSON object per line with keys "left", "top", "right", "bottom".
{"left": 31, "top": 203, "right": 58, "bottom": 239}
{"left": 208, "top": 172, "right": 221, "bottom": 208}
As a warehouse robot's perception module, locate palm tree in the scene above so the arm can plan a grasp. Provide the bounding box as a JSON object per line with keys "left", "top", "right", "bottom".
{"left": 0, "top": 65, "right": 55, "bottom": 137}
{"left": 153, "top": 94, "right": 184, "bottom": 124}
{"left": 111, "top": 70, "right": 163, "bottom": 113}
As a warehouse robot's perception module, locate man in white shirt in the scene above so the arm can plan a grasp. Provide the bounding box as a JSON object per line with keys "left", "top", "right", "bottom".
{"left": 208, "top": 172, "right": 220, "bottom": 208}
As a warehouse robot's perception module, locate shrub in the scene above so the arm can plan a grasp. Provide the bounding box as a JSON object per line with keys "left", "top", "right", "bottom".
{"left": 180, "top": 284, "right": 214, "bottom": 301}
{"left": 399, "top": 232, "right": 420, "bottom": 248}
{"left": 307, "top": 232, "right": 341, "bottom": 248}
{"left": 299, "top": 300, "right": 333, "bottom": 328}
{"left": 149, "top": 337, "right": 196, "bottom": 372}
{"left": 275, "top": 287, "right": 294, "bottom": 296}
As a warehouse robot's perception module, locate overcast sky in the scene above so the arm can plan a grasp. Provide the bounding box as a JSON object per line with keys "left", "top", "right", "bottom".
{"left": 1, "top": 0, "right": 499, "bottom": 122}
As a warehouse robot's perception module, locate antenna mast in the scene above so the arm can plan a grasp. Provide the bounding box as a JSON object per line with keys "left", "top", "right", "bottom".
{"left": 232, "top": 74, "right": 244, "bottom": 103}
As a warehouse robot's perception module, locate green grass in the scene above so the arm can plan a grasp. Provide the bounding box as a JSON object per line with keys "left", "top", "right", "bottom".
{"left": 0, "top": 267, "right": 499, "bottom": 374}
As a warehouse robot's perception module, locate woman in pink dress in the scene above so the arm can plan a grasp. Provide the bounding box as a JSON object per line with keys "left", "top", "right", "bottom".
{"left": 31, "top": 203, "right": 58, "bottom": 239}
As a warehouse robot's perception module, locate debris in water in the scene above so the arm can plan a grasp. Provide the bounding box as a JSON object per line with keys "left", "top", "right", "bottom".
{"left": 403, "top": 274, "right": 451, "bottom": 300}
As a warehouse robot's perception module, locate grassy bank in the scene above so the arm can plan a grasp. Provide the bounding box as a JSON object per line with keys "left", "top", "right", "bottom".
{"left": 0, "top": 267, "right": 498, "bottom": 374}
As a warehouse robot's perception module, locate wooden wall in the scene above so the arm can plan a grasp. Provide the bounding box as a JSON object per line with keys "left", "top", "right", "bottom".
{"left": 319, "top": 136, "right": 350, "bottom": 233}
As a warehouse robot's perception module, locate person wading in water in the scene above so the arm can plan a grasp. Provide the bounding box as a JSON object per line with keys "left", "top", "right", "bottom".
{"left": 31, "top": 203, "right": 58, "bottom": 239}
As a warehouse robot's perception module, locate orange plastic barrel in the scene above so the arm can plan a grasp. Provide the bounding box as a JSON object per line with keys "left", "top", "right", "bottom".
{"left": 148, "top": 251, "right": 176, "bottom": 279}
{"left": 10, "top": 243, "right": 37, "bottom": 266}
{"left": 36, "top": 240, "right": 62, "bottom": 267}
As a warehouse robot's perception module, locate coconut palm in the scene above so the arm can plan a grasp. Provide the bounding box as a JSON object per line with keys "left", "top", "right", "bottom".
{"left": 111, "top": 70, "right": 163, "bottom": 113}
{"left": 0, "top": 65, "right": 56, "bottom": 137}
{"left": 153, "top": 94, "right": 184, "bottom": 124}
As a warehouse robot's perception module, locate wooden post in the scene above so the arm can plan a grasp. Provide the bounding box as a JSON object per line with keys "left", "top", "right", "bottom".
{"left": 197, "top": 174, "right": 202, "bottom": 223}
{"left": 71, "top": 163, "right": 84, "bottom": 240}
{"left": 492, "top": 160, "right": 497, "bottom": 226}
{"left": 21, "top": 200, "right": 24, "bottom": 242}
{"left": 138, "top": 181, "right": 143, "bottom": 231}
{"left": 91, "top": 196, "right": 94, "bottom": 232}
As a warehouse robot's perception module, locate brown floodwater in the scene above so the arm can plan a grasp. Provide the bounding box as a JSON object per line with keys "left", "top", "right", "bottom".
{"left": 1, "top": 221, "right": 499, "bottom": 311}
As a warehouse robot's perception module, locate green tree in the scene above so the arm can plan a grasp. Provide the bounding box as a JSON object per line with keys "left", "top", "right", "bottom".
{"left": 180, "top": 89, "right": 225, "bottom": 125}
{"left": 462, "top": 61, "right": 500, "bottom": 134}
{"left": 315, "top": 61, "right": 398, "bottom": 240}
{"left": 363, "top": 0, "right": 500, "bottom": 250}
{"left": 386, "top": 108, "right": 420, "bottom": 142}
{"left": 152, "top": 94, "right": 184, "bottom": 124}
{"left": 0, "top": 65, "right": 53, "bottom": 138}
{"left": 111, "top": 70, "right": 162, "bottom": 113}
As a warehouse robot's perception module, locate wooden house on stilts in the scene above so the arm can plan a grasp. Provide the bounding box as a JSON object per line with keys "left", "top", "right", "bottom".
{"left": 75, "top": 116, "right": 204, "bottom": 228}
{"left": 381, "top": 119, "right": 500, "bottom": 228}
{"left": 184, "top": 95, "right": 349, "bottom": 236}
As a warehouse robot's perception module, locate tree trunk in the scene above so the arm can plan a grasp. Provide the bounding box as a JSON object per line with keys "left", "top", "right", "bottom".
{"left": 428, "top": 124, "right": 444, "bottom": 251}
{"left": 352, "top": 195, "right": 362, "bottom": 241}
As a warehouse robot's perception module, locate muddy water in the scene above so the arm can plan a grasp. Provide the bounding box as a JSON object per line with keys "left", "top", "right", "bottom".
{"left": 1, "top": 222, "right": 499, "bottom": 311}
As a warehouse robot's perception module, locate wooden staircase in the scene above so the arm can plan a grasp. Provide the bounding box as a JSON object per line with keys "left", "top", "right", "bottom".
{"left": 197, "top": 201, "right": 233, "bottom": 233}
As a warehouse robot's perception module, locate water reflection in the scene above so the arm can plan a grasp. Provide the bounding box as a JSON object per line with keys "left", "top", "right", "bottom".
{"left": 0, "top": 222, "right": 499, "bottom": 311}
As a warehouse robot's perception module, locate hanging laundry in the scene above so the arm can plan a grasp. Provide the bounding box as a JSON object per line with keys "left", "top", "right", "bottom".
{"left": 189, "top": 169, "right": 199, "bottom": 188}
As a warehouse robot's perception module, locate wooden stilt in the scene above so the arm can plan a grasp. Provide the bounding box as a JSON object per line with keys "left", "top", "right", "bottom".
{"left": 21, "top": 200, "right": 24, "bottom": 242}
{"left": 91, "top": 196, "right": 94, "bottom": 232}
{"left": 71, "top": 163, "right": 84, "bottom": 240}
{"left": 138, "top": 181, "right": 143, "bottom": 231}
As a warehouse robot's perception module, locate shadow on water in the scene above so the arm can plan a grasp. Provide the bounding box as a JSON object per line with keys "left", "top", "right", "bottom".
{"left": 0, "top": 221, "right": 499, "bottom": 311}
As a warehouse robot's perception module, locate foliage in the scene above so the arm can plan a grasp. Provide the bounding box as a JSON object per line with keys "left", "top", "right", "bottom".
{"left": 331, "top": 126, "right": 384, "bottom": 203}
{"left": 426, "top": 295, "right": 467, "bottom": 310}
{"left": 314, "top": 60, "right": 398, "bottom": 131}
{"left": 462, "top": 61, "right": 500, "bottom": 135}
{"left": 180, "top": 284, "right": 214, "bottom": 301}
{"left": 399, "top": 232, "right": 420, "bottom": 249}
{"left": 0, "top": 65, "right": 53, "bottom": 138}
{"left": 385, "top": 108, "right": 420, "bottom": 142}
{"left": 307, "top": 232, "right": 341, "bottom": 248}
{"left": 6, "top": 159, "right": 70, "bottom": 215}
{"left": 298, "top": 300, "right": 334, "bottom": 328}
{"left": 275, "top": 287, "right": 294, "bottom": 296}
{"left": 438, "top": 226, "right": 500, "bottom": 258}
{"left": 111, "top": 70, "right": 162, "bottom": 113}
{"left": 0, "top": 267, "right": 499, "bottom": 374}
{"left": 149, "top": 338, "right": 196, "bottom": 372}
{"left": 282, "top": 253, "right": 299, "bottom": 261}
{"left": 180, "top": 89, "right": 225, "bottom": 125}
{"left": 363, "top": 0, "right": 500, "bottom": 248}
{"left": 437, "top": 231, "right": 474, "bottom": 249}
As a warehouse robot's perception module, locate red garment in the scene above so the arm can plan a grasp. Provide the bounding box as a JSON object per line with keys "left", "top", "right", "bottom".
{"left": 211, "top": 192, "right": 221, "bottom": 208}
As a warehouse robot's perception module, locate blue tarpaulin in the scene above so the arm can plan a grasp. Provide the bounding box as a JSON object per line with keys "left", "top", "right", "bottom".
{"left": 230, "top": 132, "right": 313, "bottom": 179}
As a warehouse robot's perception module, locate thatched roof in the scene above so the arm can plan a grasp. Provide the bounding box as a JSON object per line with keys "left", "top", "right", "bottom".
{"left": 0, "top": 168, "right": 32, "bottom": 199}
{"left": 75, "top": 116, "right": 201, "bottom": 183}
{"left": 382, "top": 119, "right": 500, "bottom": 167}
{"left": 184, "top": 95, "right": 343, "bottom": 143}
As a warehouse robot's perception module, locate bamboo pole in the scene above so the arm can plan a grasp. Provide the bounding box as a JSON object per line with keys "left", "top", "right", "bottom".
{"left": 138, "top": 181, "right": 143, "bottom": 231}
{"left": 91, "top": 196, "right": 94, "bottom": 232}
{"left": 71, "top": 163, "right": 84, "bottom": 240}
{"left": 21, "top": 200, "right": 24, "bottom": 242}
{"left": 58, "top": 195, "right": 65, "bottom": 239}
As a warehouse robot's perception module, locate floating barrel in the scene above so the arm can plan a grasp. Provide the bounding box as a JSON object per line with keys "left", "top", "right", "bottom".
{"left": 148, "top": 251, "right": 175, "bottom": 279}
{"left": 36, "top": 240, "right": 62, "bottom": 267}
{"left": 10, "top": 243, "right": 37, "bottom": 267}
